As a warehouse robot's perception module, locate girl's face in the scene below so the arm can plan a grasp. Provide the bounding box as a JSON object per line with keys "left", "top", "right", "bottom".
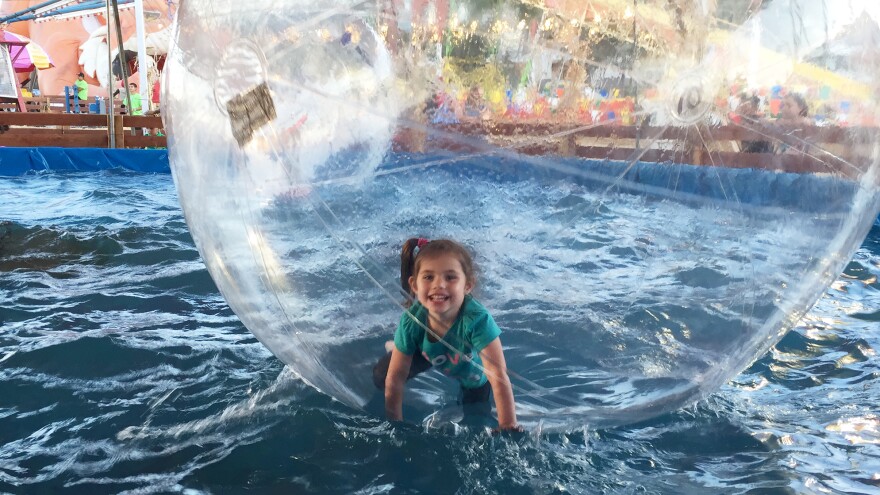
{"left": 409, "top": 254, "right": 473, "bottom": 327}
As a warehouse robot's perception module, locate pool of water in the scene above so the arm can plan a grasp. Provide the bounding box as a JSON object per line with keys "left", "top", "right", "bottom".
{"left": 1, "top": 170, "right": 879, "bottom": 494}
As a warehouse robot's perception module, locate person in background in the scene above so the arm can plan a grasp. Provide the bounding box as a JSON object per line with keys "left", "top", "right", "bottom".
{"left": 145, "top": 127, "right": 166, "bottom": 149}
{"left": 73, "top": 72, "right": 88, "bottom": 113}
{"left": 776, "top": 92, "right": 812, "bottom": 155}
{"left": 124, "top": 82, "right": 144, "bottom": 116}
{"left": 151, "top": 78, "right": 161, "bottom": 114}
{"left": 778, "top": 92, "right": 811, "bottom": 127}
{"left": 735, "top": 94, "right": 772, "bottom": 153}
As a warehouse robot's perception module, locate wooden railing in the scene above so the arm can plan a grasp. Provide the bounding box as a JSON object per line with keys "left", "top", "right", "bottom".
{"left": 421, "top": 120, "right": 874, "bottom": 178}
{"left": 0, "top": 112, "right": 166, "bottom": 149}
{"left": 0, "top": 95, "right": 135, "bottom": 115}
{"left": 1, "top": 106, "right": 872, "bottom": 178}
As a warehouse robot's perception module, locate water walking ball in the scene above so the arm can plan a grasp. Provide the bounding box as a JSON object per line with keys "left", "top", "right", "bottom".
{"left": 165, "top": 0, "right": 880, "bottom": 430}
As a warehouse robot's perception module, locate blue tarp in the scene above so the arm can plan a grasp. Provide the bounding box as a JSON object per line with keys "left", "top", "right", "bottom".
{"left": 0, "top": 147, "right": 170, "bottom": 175}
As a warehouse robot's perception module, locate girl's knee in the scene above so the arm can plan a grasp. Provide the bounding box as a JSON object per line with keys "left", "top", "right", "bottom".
{"left": 372, "top": 352, "right": 392, "bottom": 389}
{"left": 460, "top": 382, "right": 492, "bottom": 404}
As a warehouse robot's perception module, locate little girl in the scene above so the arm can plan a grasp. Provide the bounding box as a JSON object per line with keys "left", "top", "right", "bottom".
{"left": 372, "top": 238, "right": 521, "bottom": 431}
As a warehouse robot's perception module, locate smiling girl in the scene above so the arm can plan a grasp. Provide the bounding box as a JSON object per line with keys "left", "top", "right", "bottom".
{"left": 372, "top": 238, "right": 521, "bottom": 431}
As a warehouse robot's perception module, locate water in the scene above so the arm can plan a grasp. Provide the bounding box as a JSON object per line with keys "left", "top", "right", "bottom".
{"left": 1, "top": 170, "right": 879, "bottom": 494}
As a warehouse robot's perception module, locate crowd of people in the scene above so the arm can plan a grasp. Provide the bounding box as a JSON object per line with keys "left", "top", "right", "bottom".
{"left": 727, "top": 83, "right": 847, "bottom": 128}
{"left": 387, "top": 74, "right": 878, "bottom": 160}
{"left": 425, "top": 82, "right": 638, "bottom": 126}
{"left": 422, "top": 75, "right": 867, "bottom": 132}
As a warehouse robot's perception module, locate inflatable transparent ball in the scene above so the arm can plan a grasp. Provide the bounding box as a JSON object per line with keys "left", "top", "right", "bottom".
{"left": 164, "top": 0, "right": 880, "bottom": 429}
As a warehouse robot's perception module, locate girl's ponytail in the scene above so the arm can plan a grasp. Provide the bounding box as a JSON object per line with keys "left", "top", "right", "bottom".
{"left": 400, "top": 238, "right": 420, "bottom": 299}
{"left": 400, "top": 238, "right": 431, "bottom": 302}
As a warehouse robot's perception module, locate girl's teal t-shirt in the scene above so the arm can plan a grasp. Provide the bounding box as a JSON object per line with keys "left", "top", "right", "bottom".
{"left": 394, "top": 295, "right": 501, "bottom": 388}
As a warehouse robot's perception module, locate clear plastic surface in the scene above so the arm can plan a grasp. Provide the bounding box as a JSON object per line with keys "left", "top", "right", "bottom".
{"left": 164, "top": 0, "right": 880, "bottom": 429}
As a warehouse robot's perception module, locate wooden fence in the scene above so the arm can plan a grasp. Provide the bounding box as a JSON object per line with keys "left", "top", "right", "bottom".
{"left": 1, "top": 99, "right": 872, "bottom": 178}
{"left": 424, "top": 120, "right": 873, "bottom": 178}
{"left": 0, "top": 112, "right": 166, "bottom": 149}
{"left": 0, "top": 95, "right": 135, "bottom": 115}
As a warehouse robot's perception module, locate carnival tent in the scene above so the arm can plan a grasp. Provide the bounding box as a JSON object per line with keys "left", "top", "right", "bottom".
{"left": 0, "top": 30, "right": 54, "bottom": 73}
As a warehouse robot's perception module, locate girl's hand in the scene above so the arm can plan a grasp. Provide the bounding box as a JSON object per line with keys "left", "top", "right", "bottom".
{"left": 492, "top": 424, "right": 525, "bottom": 435}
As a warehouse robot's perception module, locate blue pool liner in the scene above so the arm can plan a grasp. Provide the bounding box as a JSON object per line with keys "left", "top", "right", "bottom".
{"left": 0, "top": 147, "right": 169, "bottom": 175}
{"left": 1, "top": 147, "right": 875, "bottom": 218}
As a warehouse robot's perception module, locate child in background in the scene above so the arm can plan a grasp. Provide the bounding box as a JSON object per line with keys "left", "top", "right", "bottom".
{"left": 373, "top": 238, "right": 521, "bottom": 432}
{"left": 74, "top": 72, "right": 88, "bottom": 101}
{"left": 126, "top": 83, "right": 144, "bottom": 116}
{"left": 73, "top": 72, "right": 88, "bottom": 113}
{"left": 776, "top": 92, "right": 812, "bottom": 154}
{"left": 778, "top": 92, "right": 810, "bottom": 127}
{"left": 146, "top": 128, "right": 166, "bottom": 149}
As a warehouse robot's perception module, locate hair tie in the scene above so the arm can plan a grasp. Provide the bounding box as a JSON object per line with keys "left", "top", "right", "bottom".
{"left": 413, "top": 237, "right": 430, "bottom": 256}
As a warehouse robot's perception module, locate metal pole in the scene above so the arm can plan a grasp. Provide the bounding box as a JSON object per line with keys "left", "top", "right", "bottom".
{"left": 134, "top": 0, "right": 149, "bottom": 112}
{"left": 107, "top": 0, "right": 116, "bottom": 148}
{"left": 111, "top": 0, "right": 133, "bottom": 113}
{"left": 0, "top": 0, "right": 66, "bottom": 24}
{"left": 632, "top": 0, "right": 640, "bottom": 149}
